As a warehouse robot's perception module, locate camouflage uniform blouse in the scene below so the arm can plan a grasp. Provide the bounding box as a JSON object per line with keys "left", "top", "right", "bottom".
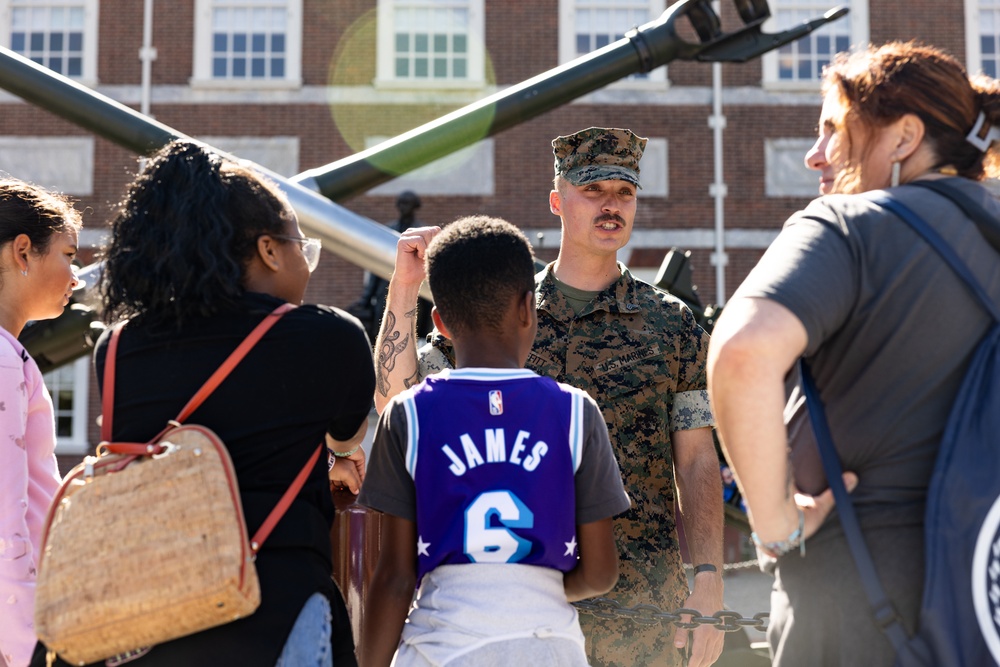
{"left": 421, "top": 264, "right": 713, "bottom": 661}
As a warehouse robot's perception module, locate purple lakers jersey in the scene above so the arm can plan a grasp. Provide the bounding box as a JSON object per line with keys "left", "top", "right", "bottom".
{"left": 400, "top": 368, "right": 585, "bottom": 581}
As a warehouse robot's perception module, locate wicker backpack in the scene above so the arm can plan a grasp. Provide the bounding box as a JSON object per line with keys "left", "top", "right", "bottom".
{"left": 35, "top": 303, "right": 322, "bottom": 665}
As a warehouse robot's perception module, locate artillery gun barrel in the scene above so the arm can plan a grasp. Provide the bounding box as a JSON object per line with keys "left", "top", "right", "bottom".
{"left": 0, "top": 0, "right": 709, "bottom": 282}
{"left": 293, "top": 0, "right": 848, "bottom": 201}
{"left": 293, "top": 1, "right": 694, "bottom": 201}
{"left": 0, "top": 45, "right": 404, "bottom": 292}
{"left": 0, "top": 0, "right": 847, "bottom": 306}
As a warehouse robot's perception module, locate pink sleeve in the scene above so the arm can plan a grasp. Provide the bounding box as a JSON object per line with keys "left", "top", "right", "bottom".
{"left": 0, "top": 359, "right": 38, "bottom": 667}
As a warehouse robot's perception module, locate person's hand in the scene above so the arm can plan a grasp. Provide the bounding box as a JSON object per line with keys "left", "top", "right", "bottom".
{"left": 795, "top": 471, "right": 859, "bottom": 540}
{"left": 750, "top": 471, "right": 859, "bottom": 548}
{"left": 673, "top": 572, "right": 725, "bottom": 667}
{"left": 392, "top": 226, "right": 441, "bottom": 288}
{"left": 328, "top": 443, "right": 366, "bottom": 495}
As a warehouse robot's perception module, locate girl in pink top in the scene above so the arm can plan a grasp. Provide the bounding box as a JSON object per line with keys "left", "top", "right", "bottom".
{"left": 0, "top": 180, "right": 81, "bottom": 667}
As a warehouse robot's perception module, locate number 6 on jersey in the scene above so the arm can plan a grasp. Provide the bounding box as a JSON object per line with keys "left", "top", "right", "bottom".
{"left": 464, "top": 490, "right": 534, "bottom": 563}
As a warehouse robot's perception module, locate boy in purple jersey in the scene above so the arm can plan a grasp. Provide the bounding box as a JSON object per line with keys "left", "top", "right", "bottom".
{"left": 358, "top": 216, "right": 630, "bottom": 667}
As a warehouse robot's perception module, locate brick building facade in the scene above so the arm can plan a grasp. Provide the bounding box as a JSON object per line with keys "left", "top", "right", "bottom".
{"left": 0, "top": 0, "right": 985, "bottom": 456}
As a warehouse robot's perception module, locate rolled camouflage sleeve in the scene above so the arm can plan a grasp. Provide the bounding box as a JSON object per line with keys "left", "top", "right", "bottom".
{"left": 670, "top": 306, "right": 714, "bottom": 431}
{"left": 671, "top": 390, "right": 713, "bottom": 431}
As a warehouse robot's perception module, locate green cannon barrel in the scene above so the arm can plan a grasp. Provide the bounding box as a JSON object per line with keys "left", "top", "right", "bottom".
{"left": 0, "top": 45, "right": 403, "bottom": 290}
{"left": 0, "top": 0, "right": 845, "bottom": 369}
{"left": 292, "top": 0, "right": 848, "bottom": 201}
{"left": 0, "top": 0, "right": 847, "bottom": 279}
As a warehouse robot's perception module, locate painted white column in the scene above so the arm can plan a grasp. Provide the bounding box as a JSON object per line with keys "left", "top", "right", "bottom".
{"left": 708, "top": 1, "right": 728, "bottom": 306}
{"left": 139, "top": 0, "right": 156, "bottom": 117}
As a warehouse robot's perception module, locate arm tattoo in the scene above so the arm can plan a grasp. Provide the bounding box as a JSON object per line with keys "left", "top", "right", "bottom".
{"left": 375, "top": 308, "right": 416, "bottom": 398}
{"left": 401, "top": 307, "right": 421, "bottom": 388}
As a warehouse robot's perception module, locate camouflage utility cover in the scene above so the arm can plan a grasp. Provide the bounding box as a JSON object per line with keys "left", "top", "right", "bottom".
{"left": 421, "top": 263, "right": 714, "bottom": 667}
{"left": 552, "top": 127, "right": 648, "bottom": 189}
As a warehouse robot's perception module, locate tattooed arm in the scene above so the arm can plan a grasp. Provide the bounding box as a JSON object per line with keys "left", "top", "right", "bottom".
{"left": 373, "top": 226, "right": 441, "bottom": 414}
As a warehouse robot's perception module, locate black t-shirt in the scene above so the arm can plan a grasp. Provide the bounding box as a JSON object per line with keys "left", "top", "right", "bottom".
{"left": 78, "top": 292, "right": 374, "bottom": 667}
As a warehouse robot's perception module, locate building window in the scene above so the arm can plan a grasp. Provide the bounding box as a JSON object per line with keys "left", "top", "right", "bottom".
{"left": 198, "top": 136, "right": 300, "bottom": 177}
{"left": 376, "top": 0, "right": 485, "bottom": 87}
{"left": 367, "top": 136, "right": 495, "bottom": 196}
{"left": 968, "top": 1, "right": 1000, "bottom": 77}
{"left": 558, "top": 0, "right": 666, "bottom": 85}
{"left": 637, "top": 137, "right": 668, "bottom": 198}
{"left": 762, "top": 0, "right": 868, "bottom": 89}
{"left": 0, "top": 0, "right": 98, "bottom": 83}
{"left": 43, "top": 357, "right": 90, "bottom": 455}
{"left": 0, "top": 136, "right": 94, "bottom": 195}
{"left": 193, "top": 0, "right": 302, "bottom": 87}
{"left": 765, "top": 138, "right": 820, "bottom": 197}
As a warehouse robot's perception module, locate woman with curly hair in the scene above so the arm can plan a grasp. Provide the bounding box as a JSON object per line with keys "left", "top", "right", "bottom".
{"left": 37, "top": 140, "right": 374, "bottom": 667}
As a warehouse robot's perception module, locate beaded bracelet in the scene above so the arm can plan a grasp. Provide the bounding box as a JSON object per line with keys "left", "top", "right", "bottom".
{"left": 331, "top": 444, "right": 360, "bottom": 458}
{"left": 751, "top": 507, "right": 806, "bottom": 558}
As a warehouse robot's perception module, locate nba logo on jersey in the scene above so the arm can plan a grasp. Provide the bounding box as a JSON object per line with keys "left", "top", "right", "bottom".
{"left": 488, "top": 390, "right": 503, "bottom": 416}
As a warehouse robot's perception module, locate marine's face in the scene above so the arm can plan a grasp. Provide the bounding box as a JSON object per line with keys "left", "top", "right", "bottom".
{"left": 549, "top": 178, "right": 637, "bottom": 258}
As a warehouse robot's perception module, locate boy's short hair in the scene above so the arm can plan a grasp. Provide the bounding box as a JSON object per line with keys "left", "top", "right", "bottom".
{"left": 426, "top": 215, "right": 535, "bottom": 336}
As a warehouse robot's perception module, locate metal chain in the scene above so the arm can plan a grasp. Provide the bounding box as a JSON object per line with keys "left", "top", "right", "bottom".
{"left": 682, "top": 558, "right": 761, "bottom": 573}
{"left": 721, "top": 558, "right": 761, "bottom": 572}
{"left": 573, "top": 598, "right": 769, "bottom": 633}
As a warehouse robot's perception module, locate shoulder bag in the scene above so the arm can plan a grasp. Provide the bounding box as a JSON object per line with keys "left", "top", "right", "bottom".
{"left": 34, "top": 303, "right": 323, "bottom": 665}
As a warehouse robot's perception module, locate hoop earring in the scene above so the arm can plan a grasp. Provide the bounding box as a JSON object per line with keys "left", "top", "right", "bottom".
{"left": 891, "top": 160, "right": 901, "bottom": 188}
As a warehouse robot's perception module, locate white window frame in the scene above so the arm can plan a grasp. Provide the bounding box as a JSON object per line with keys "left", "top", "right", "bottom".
{"left": 761, "top": 0, "right": 869, "bottom": 91}
{"left": 558, "top": 0, "right": 667, "bottom": 88}
{"left": 375, "top": 0, "right": 486, "bottom": 89}
{"left": 191, "top": 0, "right": 302, "bottom": 89}
{"left": 967, "top": 0, "right": 1000, "bottom": 77}
{"left": 44, "top": 356, "right": 90, "bottom": 456}
{"left": 0, "top": 0, "right": 98, "bottom": 86}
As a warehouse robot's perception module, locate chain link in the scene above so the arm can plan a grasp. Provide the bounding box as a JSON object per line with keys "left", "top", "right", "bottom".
{"left": 682, "top": 558, "right": 761, "bottom": 573}
{"left": 573, "top": 598, "right": 769, "bottom": 633}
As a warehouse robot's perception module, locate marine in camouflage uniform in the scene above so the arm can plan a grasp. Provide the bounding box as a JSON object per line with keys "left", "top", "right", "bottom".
{"left": 382, "top": 127, "right": 723, "bottom": 667}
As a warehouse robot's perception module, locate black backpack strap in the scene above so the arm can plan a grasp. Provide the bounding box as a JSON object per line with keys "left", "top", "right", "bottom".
{"left": 799, "top": 361, "right": 913, "bottom": 653}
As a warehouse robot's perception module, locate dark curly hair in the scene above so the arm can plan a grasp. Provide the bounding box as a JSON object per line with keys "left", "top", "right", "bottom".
{"left": 99, "top": 140, "right": 295, "bottom": 329}
{"left": 426, "top": 215, "right": 535, "bottom": 336}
